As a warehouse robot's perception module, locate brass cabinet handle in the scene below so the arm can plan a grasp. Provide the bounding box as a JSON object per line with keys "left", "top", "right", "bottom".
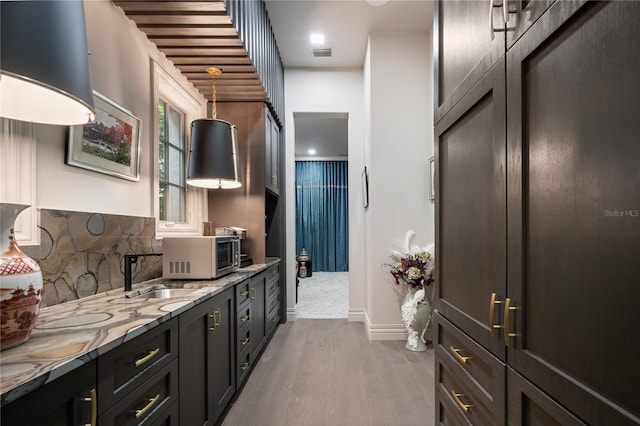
{"left": 449, "top": 346, "right": 472, "bottom": 364}
{"left": 489, "top": 292, "right": 504, "bottom": 336}
{"left": 240, "top": 362, "right": 249, "bottom": 371}
{"left": 82, "top": 388, "right": 97, "bottom": 426}
{"left": 240, "top": 290, "right": 249, "bottom": 297}
{"left": 240, "top": 315, "right": 250, "bottom": 322}
{"left": 251, "top": 286, "right": 256, "bottom": 300}
{"left": 451, "top": 390, "right": 473, "bottom": 413}
{"left": 134, "top": 348, "right": 160, "bottom": 367}
{"left": 135, "top": 394, "right": 161, "bottom": 419}
{"left": 209, "top": 308, "right": 221, "bottom": 333}
{"left": 209, "top": 310, "right": 216, "bottom": 332}
{"left": 241, "top": 337, "right": 250, "bottom": 346}
{"left": 272, "top": 317, "right": 277, "bottom": 323}
{"left": 504, "top": 298, "right": 519, "bottom": 347}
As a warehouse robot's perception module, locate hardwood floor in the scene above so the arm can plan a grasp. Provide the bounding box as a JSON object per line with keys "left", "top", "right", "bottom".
{"left": 221, "top": 319, "right": 435, "bottom": 426}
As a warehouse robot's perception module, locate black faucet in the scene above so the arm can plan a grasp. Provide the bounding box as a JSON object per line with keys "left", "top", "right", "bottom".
{"left": 124, "top": 253, "right": 163, "bottom": 291}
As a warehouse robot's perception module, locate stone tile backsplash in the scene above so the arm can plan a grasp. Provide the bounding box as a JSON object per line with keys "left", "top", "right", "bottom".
{"left": 22, "top": 209, "right": 162, "bottom": 307}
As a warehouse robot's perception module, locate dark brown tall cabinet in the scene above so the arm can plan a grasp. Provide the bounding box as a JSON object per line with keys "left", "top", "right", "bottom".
{"left": 434, "top": 1, "right": 640, "bottom": 424}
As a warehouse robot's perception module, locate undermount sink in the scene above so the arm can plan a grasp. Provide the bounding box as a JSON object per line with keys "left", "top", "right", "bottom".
{"left": 128, "top": 288, "right": 194, "bottom": 299}
{"left": 109, "top": 285, "right": 196, "bottom": 303}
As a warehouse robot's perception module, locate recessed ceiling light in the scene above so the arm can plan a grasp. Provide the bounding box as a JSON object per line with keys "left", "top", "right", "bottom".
{"left": 308, "top": 149, "right": 317, "bottom": 155}
{"left": 310, "top": 33, "right": 325, "bottom": 46}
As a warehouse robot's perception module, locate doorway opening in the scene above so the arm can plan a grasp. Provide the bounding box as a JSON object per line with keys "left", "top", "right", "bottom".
{"left": 294, "top": 112, "right": 349, "bottom": 318}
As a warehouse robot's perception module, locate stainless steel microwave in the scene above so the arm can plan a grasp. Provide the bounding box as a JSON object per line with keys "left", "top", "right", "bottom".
{"left": 162, "top": 236, "right": 240, "bottom": 279}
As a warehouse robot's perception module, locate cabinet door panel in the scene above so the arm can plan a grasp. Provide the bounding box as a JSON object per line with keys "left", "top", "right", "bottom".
{"left": 435, "top": 58, "right": 507, "bottom": 360}
{"left": 179, "top": 299, "right": 215, "bottom": 425}
{"left": 1, "top": 360, "right": 96, "bottom": 426}
{"left": 507, "top": 368, "right": 585, "bottom": 426}
{"left": 435, "top": 0, "right": 505, "bottom": 122}
{"left": 506, "top": 0, "right": 556, "bottom": 49}
{"left": 211, "top": 287, "right": 236, "bottom": 422}
{"left": 507, "top": 1, "right": 640, "bottom": 423}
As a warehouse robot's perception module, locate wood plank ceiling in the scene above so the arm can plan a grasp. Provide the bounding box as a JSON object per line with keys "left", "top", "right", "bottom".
{"left": 112, "top": 0, "right": 268, "bottom": 103}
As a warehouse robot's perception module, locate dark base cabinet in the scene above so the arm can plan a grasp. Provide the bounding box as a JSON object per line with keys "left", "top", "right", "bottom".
{"left": 1, "top": 359, "right": 96, "bottom": 426}
{"left": 1, "top": 264, "right": 282, "bottom": 426}
{"left": 97, "top": 318, "right": 179, "bottom": 425}
{"left": 179, "top": 285, "right": 235, "bottom": 426}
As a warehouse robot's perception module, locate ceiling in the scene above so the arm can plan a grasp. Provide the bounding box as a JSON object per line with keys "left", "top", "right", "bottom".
{"left": 264, "top": 0, "right": 433, "bottom": 69}
{"left": 267, "top": 0, "right": 433, "bottom": 158}
{"left": 114, "top": 0, "right": 433, "bottom": 158}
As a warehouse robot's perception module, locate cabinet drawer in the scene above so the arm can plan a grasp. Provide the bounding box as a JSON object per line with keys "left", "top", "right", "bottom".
{"left": 235, "top": 279, "right": 251, "bottom": 308}
{"left": 434, "top": 312, "right": 505, "bottom": 421}
{"left": 266, "top": 275, "right": 279, "bottom": 300}
{"left": 436, "top": 355, "right": 498, "bottom": 425}
{"left": 266, "top": 291, "right": 280, "bottom": 317}
{"left": 237, "top": 348, "right": 252, "bottom": 385}
{"left": 237, "top": 324, "right": 251, "bottom": 354}
{"left": 237, "top": 302, "right": 252, "bottom": 331}
{"left": 266, "top": 307, "right": 280, "bottom": 337}
{"left": 98, "top": 318, "right": 178, "bottom": 414}
{"left": 99, "top": 358, "right": 178, "bottom": 426}
{"left": 266, "top": 264, "right": 279, "bottom": 282}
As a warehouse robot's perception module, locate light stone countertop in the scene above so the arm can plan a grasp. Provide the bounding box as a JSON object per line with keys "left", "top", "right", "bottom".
{"left": 0, "top": 259, "right": 279, "bottom": 406}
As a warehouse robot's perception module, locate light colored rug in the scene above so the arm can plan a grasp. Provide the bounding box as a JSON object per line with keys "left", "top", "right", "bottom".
{"left": 296, "top": 271, "right": 349, "bottom": 319}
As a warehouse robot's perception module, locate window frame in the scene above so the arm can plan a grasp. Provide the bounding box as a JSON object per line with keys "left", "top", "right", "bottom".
{"left": 152, "top": 61, "right": 207, "bottom": 237}
{"left": 158, "top": 98, "right": 187, "bottom": 222}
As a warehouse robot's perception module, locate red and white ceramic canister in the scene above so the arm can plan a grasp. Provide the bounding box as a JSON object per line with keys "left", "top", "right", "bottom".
{"left": 0, "top": 203, "right": 43, "bottom": 350}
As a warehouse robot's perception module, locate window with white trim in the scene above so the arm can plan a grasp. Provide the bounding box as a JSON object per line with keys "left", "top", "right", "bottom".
{"left": 153, "top": 62, "right": 207, "bottom": 237}
{"left": 158, "top": 99, "right": 186, "bottom": 222}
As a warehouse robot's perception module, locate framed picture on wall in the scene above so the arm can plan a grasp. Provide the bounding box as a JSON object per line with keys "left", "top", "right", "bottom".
{"left": 428, "top": 156, "right": 435, "bottom": 201}
{"left": 66, "top": 91, "right": 141, "bottom": 181}
{"left": 361, "top": 166, "right": 369, "bottom": 208}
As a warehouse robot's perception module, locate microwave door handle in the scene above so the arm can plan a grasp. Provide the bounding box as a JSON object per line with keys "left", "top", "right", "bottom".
{"left": 235, "top": 240, "right": 240, "bottom": 264}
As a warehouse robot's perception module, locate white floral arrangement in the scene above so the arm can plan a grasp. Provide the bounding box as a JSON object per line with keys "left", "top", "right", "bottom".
{"left": 385, "top": 231, "right": 435, "bottom": 351}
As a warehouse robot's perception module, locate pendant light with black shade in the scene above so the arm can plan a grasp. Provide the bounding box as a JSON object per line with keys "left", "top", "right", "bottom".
{"left": 0, "top": 1, "right": 96, "bottom": 125}
{"left": 187, "top": 67, "right": 242, "bottom": 189}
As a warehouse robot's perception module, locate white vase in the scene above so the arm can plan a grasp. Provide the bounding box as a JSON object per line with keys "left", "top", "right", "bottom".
{"left": 0, "top": 203, "right": 43, "bottom": 350}
{"left": 401, "top": 287, "right": 431, "bottom": 352}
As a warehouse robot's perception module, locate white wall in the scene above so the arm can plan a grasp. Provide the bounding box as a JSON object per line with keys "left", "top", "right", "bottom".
{"left": 33, "top": 0, "right": 205, "bottom": 217}
{"left": 284, "top": 69, "right": 366, "bottom": 321}
{"left": 284, "top": 32, "right": 434, "bottom": 337}
{"left": 363, "top": 32, "right": 434, "bottom": 339}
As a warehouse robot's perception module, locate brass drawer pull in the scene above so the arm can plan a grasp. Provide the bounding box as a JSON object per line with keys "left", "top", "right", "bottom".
{"left": 251, "top": 287, "right": 256, "bottom": 300}
{"left": 451, "top": 390, "right": 473, "bottom": 413}
{"left": 504, "top": 298, "right": 519, "bottom": 347}
{"left": 240, "top": 290, "right": 249, "bottom": 297}
{"left": 489, "top": 292, "right": 504, "bottom": 336}
{"left": 240, "top": 362, "right": 249, "bottom": 371}
{"left": 82, "top": 388, "right": 97, "bottom": 426}
{"left": 241, "top": 337, "right": 250, "bottom": 346}
{"left": 209, "top": 308, "right": 221, "bottom": 333}
{"left": 134, "top": 348, "right": 160, "bottom": 367}
{"left": 449, "top": 346, "right": 472, "bottom": 364}
{"left": 272, "top": 317, "right": 277, "bottom": 323}
{"left": 135, "top": 393, "right": 160, "bottom": 419}
{"left": 240, "top": 315, "right": 250, "bottom": 322}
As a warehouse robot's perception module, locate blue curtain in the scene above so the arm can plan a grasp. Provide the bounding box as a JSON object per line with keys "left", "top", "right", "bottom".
{"left": 296, "top": 161, "right": 349, "bottom": 271}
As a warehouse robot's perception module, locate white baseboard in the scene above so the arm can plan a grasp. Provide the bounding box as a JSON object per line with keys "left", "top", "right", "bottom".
{"left": 348, "top": 308, "right": 365, "bottom": 322}
{"left": 286, "top": 307, "right": 297, "bottom": 322}
{"left": 364, "top": 311, "right": 407, "bottom": 340}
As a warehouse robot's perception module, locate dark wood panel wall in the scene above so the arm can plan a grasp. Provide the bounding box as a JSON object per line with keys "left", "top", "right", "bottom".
{"left": 208, "top": 102, "right": 267, "bottom": 264}
{"left": 225, "top": 0, "right": 285, "bottom": 125}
